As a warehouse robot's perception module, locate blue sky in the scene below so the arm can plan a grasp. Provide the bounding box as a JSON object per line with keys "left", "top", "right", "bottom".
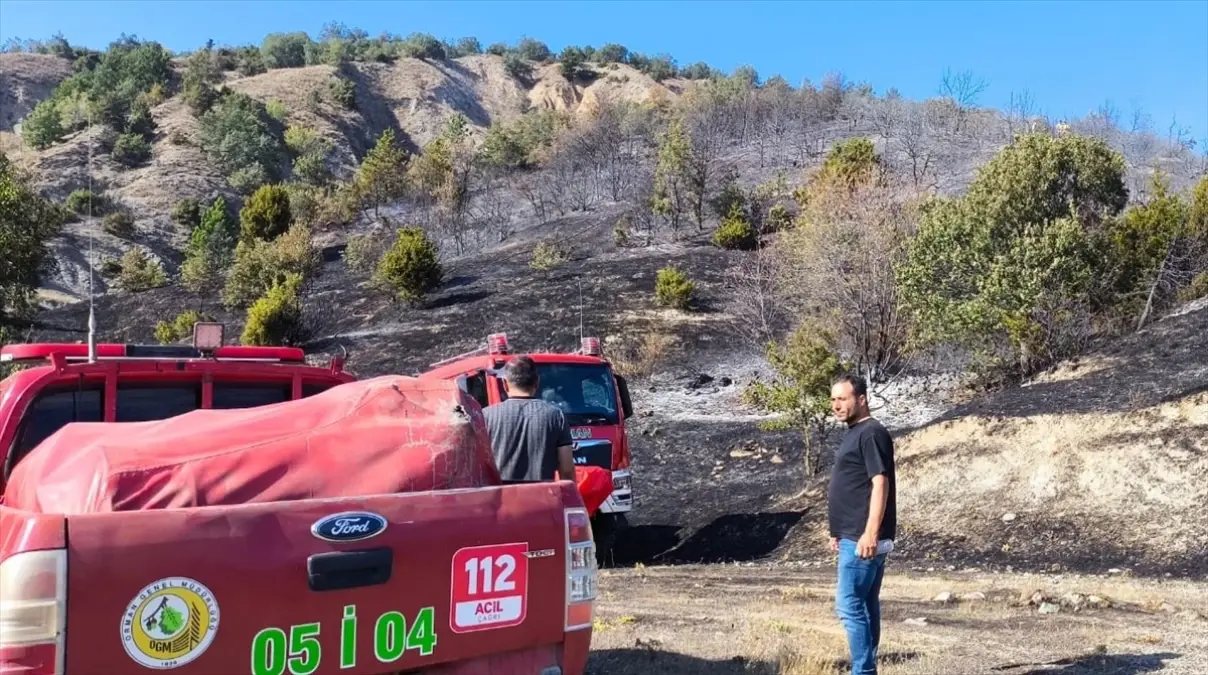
{"left": 2, "top": 0, "right": 1206, "bottom": 143}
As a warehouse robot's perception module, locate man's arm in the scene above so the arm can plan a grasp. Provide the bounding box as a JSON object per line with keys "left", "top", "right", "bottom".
{"left": 554, "top": 410, "right": 576, "bottom": 481}
{"left": 856, "top": 428, "right": 892, "bottom": 558}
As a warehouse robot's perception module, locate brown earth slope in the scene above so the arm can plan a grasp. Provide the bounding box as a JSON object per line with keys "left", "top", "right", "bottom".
{"left": 0, "top": 52, "right": 680, "bottom": 302}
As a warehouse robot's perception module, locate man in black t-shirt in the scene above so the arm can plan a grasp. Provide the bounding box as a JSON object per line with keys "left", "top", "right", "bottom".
{"left": 482, "top": 356, "right": 576, "bottom": 482}
{"left": 827, "top": 374, "right": 896, "bottom": 675}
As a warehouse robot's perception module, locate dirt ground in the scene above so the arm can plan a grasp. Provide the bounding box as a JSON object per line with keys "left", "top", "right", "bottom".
{"left": 585, "top": 564, "right": 1208, "bottom": 675}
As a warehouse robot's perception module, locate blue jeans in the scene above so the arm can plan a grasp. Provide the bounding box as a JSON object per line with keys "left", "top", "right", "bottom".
{"left": 835, "top": 538, "right": 887, "bottom": 675}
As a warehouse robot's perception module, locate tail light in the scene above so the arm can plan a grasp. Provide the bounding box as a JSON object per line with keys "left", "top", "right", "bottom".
{"left": 564, "top": 508, "right": 596, "bottom": 631}
{"left": 0, "top": 550, "right": 67, "bottom": 675}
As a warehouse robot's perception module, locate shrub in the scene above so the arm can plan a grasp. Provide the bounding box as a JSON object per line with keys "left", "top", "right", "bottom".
{"left": 503, "top": 54, "right": 532, "bottom": 82}
{"left": 197, "top": 91, "right": 284, "bottom": 181}
{"left": 111, "top": 132, "right": 151, "bottom": 167}
{"left": 154, "top": 310, "right": 209, "bottom": 344}
{"left": 343, "top": 233, "right": 384, "bottom": 273}
{"left": 172, "top": 198, "right": 201, "bottom": 229}
{"left": 265, "top": 99, "right": 287, "bottom": 122}
{"left": 240, "top": 183, "right": 292, "bottom": 241}
{"left": 530, "top": 241, "right": 569, "bottom": 271}
{"left": 228, "top": 162, "right": 270, "bottom": 194}
{"left": 373, "top": 226, "right": 443, "bottom": 305}
{"left": 328, "top": 77, "right": 356, "bottom": 110}
{"left": 654, "top": 264, "right": 695, "bottom": 310}
{"left": 515, "top": 38, "right": 551, "bottom": 62}
{"left": 241, "top": 273, "right": 304, "bottom": 346}
{"left": 99, "top": 258, "right": 122, "bottom": 278}
{"left": 712, "top": 204, "right": 758, "bottom": 250}
{"left": 65, "top": 189, "right": 106, "bottom": 216}
{"left": 102, "top": 210, "right": 135, "bottom": 238}
{"left": 22, "top": 98, "right": 65, "bottom": 148}
{"left": 116, "top": 248, "right": 167, "bottom": 292}
{"left": 765, "top": 203, "right": 792, "bottom": 233}
{"left": 222, "top": 224, "right": 319, "bottom": 308}
{"left": 613, "top": 215, "right": 633, "bottom": 247}
{"left": 1177, "top": 271, "right": 1208, "bottom": 303}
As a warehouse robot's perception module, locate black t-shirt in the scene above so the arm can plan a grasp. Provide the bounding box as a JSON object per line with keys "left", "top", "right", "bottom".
{"left": 827, "top": 417, "right": 897, "bottom": 541}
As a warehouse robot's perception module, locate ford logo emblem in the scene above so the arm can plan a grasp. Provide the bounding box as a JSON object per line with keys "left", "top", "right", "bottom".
{"left": 311, "top": 511, "right": 388, "bottom": 543}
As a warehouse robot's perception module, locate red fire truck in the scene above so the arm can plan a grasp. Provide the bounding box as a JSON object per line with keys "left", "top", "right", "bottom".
{"left": 421, "top": 333, "right": 635, "bottom": 557}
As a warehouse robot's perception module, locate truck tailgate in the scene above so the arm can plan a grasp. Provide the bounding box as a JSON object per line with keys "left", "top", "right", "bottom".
{"left": 63, "top": 483, "right": 575, "bottom": 674}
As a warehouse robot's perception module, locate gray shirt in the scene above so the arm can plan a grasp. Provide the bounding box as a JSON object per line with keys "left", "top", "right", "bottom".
{"left": 482, "top": 397, "right": 573, "bottom": 481}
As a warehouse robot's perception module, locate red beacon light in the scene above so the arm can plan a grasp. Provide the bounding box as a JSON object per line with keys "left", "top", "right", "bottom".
{"left": 580, "top": 337, "right": 602, "bottom": 357}
{"left": 487, "top": 333, "right": 510, "bottom": 354}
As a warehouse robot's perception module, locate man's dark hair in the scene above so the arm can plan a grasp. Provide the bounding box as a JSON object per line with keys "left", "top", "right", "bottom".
{"left": 503, "top": 355, "right": 540, "bottom": 391}
{"left": 833, "top": 373, "right": 867, "bottom": 398}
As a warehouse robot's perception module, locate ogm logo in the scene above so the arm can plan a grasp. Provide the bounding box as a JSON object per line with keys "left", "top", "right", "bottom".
{"left": 570, "top": 427, "right": 592, "bottom": 440}
{"left": 121, "top": 577, "right": 219, "bottom": 669}
{"left": 311, "top": 511, "right": 388, "bottom": 543}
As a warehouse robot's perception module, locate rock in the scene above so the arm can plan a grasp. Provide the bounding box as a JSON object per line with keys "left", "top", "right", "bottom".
{"left": 903, "top": 617, "right": 929, "bottom": 626}
{"left": 1060, "top": 593, "right": 1086, "bottom": 610}
{"left": 687, "top": 373, "right": 714, "bottom": 390}
{"left": 730, "top": 449, "right": 755, "bottom": 459}
{"left": 933, "top": 592, "right": 955, "bottom": 604}
{"left": 1159, "top": 602, "right": 1178, "bottom": 614}
{"left": 1025, "top": 590, "right": 1049, "bottom": 605}
{"left": 959, "top": 592, "right": 986, "bottom": 602}
{"left": 1038, "top": 602, "right": 1061, "bottom": 615}
{"left": 770, "top": 455, "right": 784, "bottom": 464}
{"left": 1087, "top": 595, "right": 1111, "bottom": 609}
{"left": 1001, "top": 513, "right": 1017, "bottom": 523}
{"left": 719, "top": 377, "right": 733, "bottom": 387}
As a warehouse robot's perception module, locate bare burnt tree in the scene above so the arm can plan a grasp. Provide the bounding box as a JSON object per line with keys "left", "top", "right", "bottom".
{"left": 872, "top": 94, "right": 905, "bottom": 144}
{"left": 1004, "top": 89, "right": 1037, "bottom": 138}
{"left": 758, "top": 80, "right": 794, "bottom": 167}
{"left": 723, "top": 237, "right": 788, "bottom": 349}
{"left": 938, "top": 68, "right": 988, "bottom": 134}
{"left": 682, "top": 90, "right": 731, "bottom": 230}
{"left": 898, "top": 104, "right": 940, "bottom": 193}
{"left": 470, "top": 171, "right": 515, "bottom": 243}
{"left": 774, "top": 172, "right": 918, "bottom": 385}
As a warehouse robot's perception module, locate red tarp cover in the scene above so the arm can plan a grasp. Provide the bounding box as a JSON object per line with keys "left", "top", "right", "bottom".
{"left": 573, "top": 466, "right": 613, "bottom": 516}
{"left": 3, "top": 375, "right": 503, "bottom": 514}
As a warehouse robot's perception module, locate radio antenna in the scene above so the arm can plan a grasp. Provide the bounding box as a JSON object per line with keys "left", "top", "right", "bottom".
{"left": 577, "top": 276, "right": 584, "bottom": 343}
{"left": 85, "top": 109, "right": 96, "bottom": 363}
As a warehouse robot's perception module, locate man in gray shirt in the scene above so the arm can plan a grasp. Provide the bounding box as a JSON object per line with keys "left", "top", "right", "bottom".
{"left": 482, "top": 355, "right": 576, "bottom": 482}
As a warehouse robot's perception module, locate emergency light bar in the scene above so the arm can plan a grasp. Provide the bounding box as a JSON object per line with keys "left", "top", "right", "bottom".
{"left": 0, "top": 343, "right": 306, "bottom": 363}
{"left": 580, "top": 337, "right": 602, "bottom": 356}
{"left": 487, "top": 333, "right": 510, "bottom": 354}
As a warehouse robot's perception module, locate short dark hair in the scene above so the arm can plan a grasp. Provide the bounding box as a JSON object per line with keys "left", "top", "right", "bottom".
{"left": 832, "top": 373, "right": 867, "bottom": 398}
{"left": 502, "top": 355, "right": 540, "bottom": 391}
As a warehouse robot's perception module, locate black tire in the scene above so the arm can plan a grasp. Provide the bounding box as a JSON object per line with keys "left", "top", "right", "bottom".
{"left": 592, "top": 513, "right": 618, "bottom": 566}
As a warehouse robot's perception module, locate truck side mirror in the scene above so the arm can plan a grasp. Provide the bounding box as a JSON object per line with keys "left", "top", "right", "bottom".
{"left": 616, "top": 374, "right": 634, "bottom": 419}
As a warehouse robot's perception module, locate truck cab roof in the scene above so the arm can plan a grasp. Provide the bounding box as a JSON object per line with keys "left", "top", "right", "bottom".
{"left": 0, "top": 340, "right": 355, "bottom": 490}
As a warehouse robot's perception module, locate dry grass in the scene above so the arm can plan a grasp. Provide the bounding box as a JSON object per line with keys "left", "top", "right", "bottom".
{"left": 586, "top": 565, "right": 1208, "bottom": 674}
{"left": 607, "top": 331, "right": 678, "bottom": 379}
{"left": 0, "top": 52, "right": 73, "bottom": 132}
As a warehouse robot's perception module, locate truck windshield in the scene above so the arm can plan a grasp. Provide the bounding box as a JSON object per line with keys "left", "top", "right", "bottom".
{"left": 503, "top": 363, "right": 619, "bottom": 425}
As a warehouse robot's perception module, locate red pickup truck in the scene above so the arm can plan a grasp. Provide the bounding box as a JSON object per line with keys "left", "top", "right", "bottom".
{"left": 0, "top": 326, "right": 598, "bottom": 675}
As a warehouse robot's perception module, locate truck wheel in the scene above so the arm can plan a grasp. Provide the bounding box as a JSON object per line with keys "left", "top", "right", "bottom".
{"left": 592, "top": 514, "right": 617, "bottom": 567}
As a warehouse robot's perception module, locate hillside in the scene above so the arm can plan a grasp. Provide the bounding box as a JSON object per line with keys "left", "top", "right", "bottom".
{"left": 4, "top": 30, "right": 1208, "bottom": 586}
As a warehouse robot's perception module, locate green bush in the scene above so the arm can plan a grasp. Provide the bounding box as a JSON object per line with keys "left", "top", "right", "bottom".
{"left": 328, "top": 77, "right": 356, "bottom": 110}
{"left": 222, "top": 224, "right": 319, "bottom": 308}
{"left": 172, "top": 198, "right": 201, "bottom": 229}
{"left": 111, "top": 132, "right": 151, "bottom": 166}
{"left": 712, "top": 204, "right": 758, "bottom": 250}
{"left": 102, "top": 210, "right": 135, "bottom": 238}
{"left": 197, "top": 91, "right": 284, "bottom": 182}
{"left": 64, "top": 189, "right": 110, "bottom": 216}
{"left": 21, "top": 99, "right": 65, "bottom": 149}
{"left": 373, "top": 226, "right": 443, "bottom": 305}
{"left": 654, "top": 264, "right": 695, "bottom": 310}
{"left": 241, "top": 273, "right": 304, "bottom": 346}
{"left": 343, "top": 233, "right": 383, "bottom": 273}
{"left": 240, "top": 184, "right": 292, "bottom": 241}
{"left": 154, "top": 310, "right": 209, "bottom": 344}
{"left": 116, "top": 248, "right": 167, "bottom": 292}
{"left": 765, "top": 203, "right": 792, "bottom": 233}
{"left": 530, "top": 241, "right": 569, "bottom": 271}
{"left": 228, "top": 163, "right": 270, "bottom": 194}
{"left": 265, "top": 99, "right": 287, "bottom": 122}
